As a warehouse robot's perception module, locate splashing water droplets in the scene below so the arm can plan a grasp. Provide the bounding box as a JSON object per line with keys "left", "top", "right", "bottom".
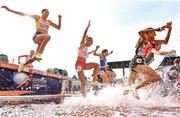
{"left": 0, "top": 85, "right": 179, "bottom": 116}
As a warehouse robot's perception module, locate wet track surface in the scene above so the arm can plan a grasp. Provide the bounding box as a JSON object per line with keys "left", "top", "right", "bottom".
{"left": 0, "top": 87, "right": 180, "bottom": 117}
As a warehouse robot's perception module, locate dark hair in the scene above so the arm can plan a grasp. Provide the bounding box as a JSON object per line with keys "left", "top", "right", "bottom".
{"left": 146, "top": 27, "right": 155, "bottom": 34}
{"left": 102, "top": 49, "right": 108, "bottom": 54}
{"left": 86, "top": 36, "right": 93, "bottom": 44}
{"left": 174, "top": 58, "right": 180, "bottom": 64}
{"left": 135, "top": 37, "right": 146, "bottom": 48}
{"left": 41, "top": 9, "right": 48, "bottom": 13}
{"left": 146, "top": 27, "right": 153, "bottom": 30}
{"left": 87, "top": 36, "right": 93, "bottom": 40}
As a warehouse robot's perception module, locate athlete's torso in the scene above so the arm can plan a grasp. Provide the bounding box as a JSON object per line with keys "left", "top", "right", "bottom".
{"left": 77, "top": 46, "right": 88, "bottom": 61}
{"left": 35, "top": 17, "right": 50, "bottom": 34}
{"left": 136, "top": 41, "right": 153, "bottom": 58}
{"left": 130, "top": 40, "right": 154, "bottom": 69}
{"left": 100, "top": 57, "right": 107, "bottom": 67}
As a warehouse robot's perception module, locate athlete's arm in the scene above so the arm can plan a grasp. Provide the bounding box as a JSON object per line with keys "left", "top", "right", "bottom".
{"left": 1, "top": 5, "right": 39, "bottom": 20}
{"left": 151, "top": 48, "right": 175, "bottom": 56}
{"left": 138, "top": 22, "right": 170, "bottom": 35}
{"left": 154, "top": 22, "right": 172, "bottom": 44}
{"left": 80, "top": 20, "right": 91, "bottom": 45}
{"left": 93, "top": 45, "right": 101, "bottom": 56}
{"left": 138, "top": 27, "right": 161, "bottom": 37}
{"left": 88, "top": 50, "right": 94, "bottom": 54}
{"left": 18, "top": 55, "right": 28, "bottom": 64}
{"left": 49, "top": 15, "right": 62, "bottom": 30}
{"left": 107, "top": 50, "right": 113, "bottom": 56}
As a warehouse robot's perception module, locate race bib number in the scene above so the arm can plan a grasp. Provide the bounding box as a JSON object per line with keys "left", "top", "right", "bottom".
{"left": 76, "top": 66, "right": 82, "bottom": 72}
{"left": 136, "top": 58, "right": 143, "bottom": 63}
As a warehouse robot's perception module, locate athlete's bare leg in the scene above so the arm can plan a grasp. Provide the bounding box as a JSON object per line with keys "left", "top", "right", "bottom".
{"left": 134, "top": 64, "right": 160, "bottom": 90}
{"left": 84, "top": 62, "right": 100, "bottom": 82}
{"left": 123, "top": 64, "right": 160, "bottom": 97}
{"left": 127, "top": 70, "right": 139, "bottom": 85}
{"left": 18, "top": 56, "right": 38, "bottom": 72}
{"left": 123, "top": 70, "right": 138, "bottom": 95}
{"left": 76, "top": 68, "right": 86, "bottom": 97}
{"left": 106, "top": 70, "right": 116, "bottom": 80}
{"left": 23, "top": 57, "right": 37, "bottom": 66}
{"left": 100, "top": 73, "right": 110, "bottom": 85}
{"left": 34, "top": 34, "right": 50, "bottom": 55}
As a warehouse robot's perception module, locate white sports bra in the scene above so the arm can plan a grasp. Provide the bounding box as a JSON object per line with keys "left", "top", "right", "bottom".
{"left": 78, "top": 47, "right": 88, "bottom": 58}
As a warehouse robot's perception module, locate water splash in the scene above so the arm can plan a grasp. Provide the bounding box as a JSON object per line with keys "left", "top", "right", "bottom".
{"left": 0, "top": 85, "right": 179, "bottom": 117}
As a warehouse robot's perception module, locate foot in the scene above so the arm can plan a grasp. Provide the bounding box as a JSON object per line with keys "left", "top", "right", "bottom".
{"left": 60, "top": 92, "right": 65, "bottom": 97}
{"left": 36, "top": 59, "right": 41, "bottom": 62}
{"left": 123, "top": 89, "right": 130, "bottom": 95}
{"left": 18, "top": 63, "right": 25, "bottom": 72}
{"left": 35, "top": 53, "right": 42, "bottom": 61}
{"left": 94, "top": 90, "right": 99, "bottom": 96}
{"left": 80, "top": 88, "right": 87, "bottom": 97}
{"left": 92, "top": 81, "right": 100, "bottom": 86}
{"left": 131, "top": 90, "right": 140, "bottom": 99}
{"left": 92, "top": 81, "right": 100, "bottom": 90}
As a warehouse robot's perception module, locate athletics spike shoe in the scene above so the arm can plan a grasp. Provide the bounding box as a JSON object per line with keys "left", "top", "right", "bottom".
{"left": 92, "top": 81, "right": 100, "bottom": 89}
{"left": 18, "top": 63, "right": 25, "bottom": 72}
{"left": 35, "top": 53, "right": 42, "bottom": 61}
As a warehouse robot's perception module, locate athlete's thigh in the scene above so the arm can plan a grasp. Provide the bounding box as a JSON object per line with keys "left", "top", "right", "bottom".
{"left": 128, "top": 70, "right": 138, "bottom": 84}
{"left": 106, "top": 70, "right": 115, "bottom": 76}
{"left": 136, "top": 64, "right": 156, "bottom": 75}
{"left": 84, "top": 62, "right": 98, "bottom": 70}
{"left": 34, "top": 34, "right": 48, "bottom": 44}
{"left": 137, "top": 64, "right": 160, "bottom": 81}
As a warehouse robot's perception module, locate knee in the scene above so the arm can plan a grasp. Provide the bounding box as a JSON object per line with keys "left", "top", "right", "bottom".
{"left": 156, "top": 75, "right": 161, "bottom": 81}
{"left": 47, "top": 35, "right": 51, "bottom": 41}
{"left": 153, "top": 72, "right": 161, "bottom": 81}
{"left": 113, "top": 73, "right": 116, "bottom": 78}
{"left": 45, "top": 35, "right": 51, "bottom": 42}
{"left": 94, "top": 63, "right": 100, "bottom": 69}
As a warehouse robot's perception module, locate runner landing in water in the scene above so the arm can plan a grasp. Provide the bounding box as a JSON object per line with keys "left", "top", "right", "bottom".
{"left": 123, "top": 22, "right": 173, "bottom": 99}
{"left": 75, "top": 20, "right": 99, "bottom": 97}
{"left": 138, "top": 21, "right": 174, "bottom": 65}
{"left": 93, "top": 45, "right": 116, "bottom": 86}
{"left": 1, "top": 5, "right": 62, "bottom": 72}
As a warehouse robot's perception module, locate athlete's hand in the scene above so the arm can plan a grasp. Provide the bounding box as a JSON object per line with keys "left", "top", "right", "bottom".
{"left": 85, "top": 20, "right": 91, "bottom": 31}
{"left": 58, "top": 15, "right": 62, "bottom": 20}
{"left": 166, "top": 50, "right": 176, "bottom": 57}
{"left": 171, "top": 50, "right": 176, "bottom": 53}
{"left": 110, "top": 50, "right": 113, "bottom": 54}
{"left": 89, "top": 50, "right": 94, "bottom": 54}
{"left": 161, "top": 22, "right": 172, "bottom": 30}
{"left": 166, "top": 21, "right": 172, "bottom": 29}
{"left": 170, "top": 50, "right": 176, "bottom": 54}
{"left": 1, "top": 6, "right": 10, "bottom": 10}
{"left": 96, "top": 45, "right": 100, "bottom": 49}
{"left": 88, "top": 20, "right": 91, "bottom": 27}
{"left": 160, "top": 25, "right": 167, "bottom": 31}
